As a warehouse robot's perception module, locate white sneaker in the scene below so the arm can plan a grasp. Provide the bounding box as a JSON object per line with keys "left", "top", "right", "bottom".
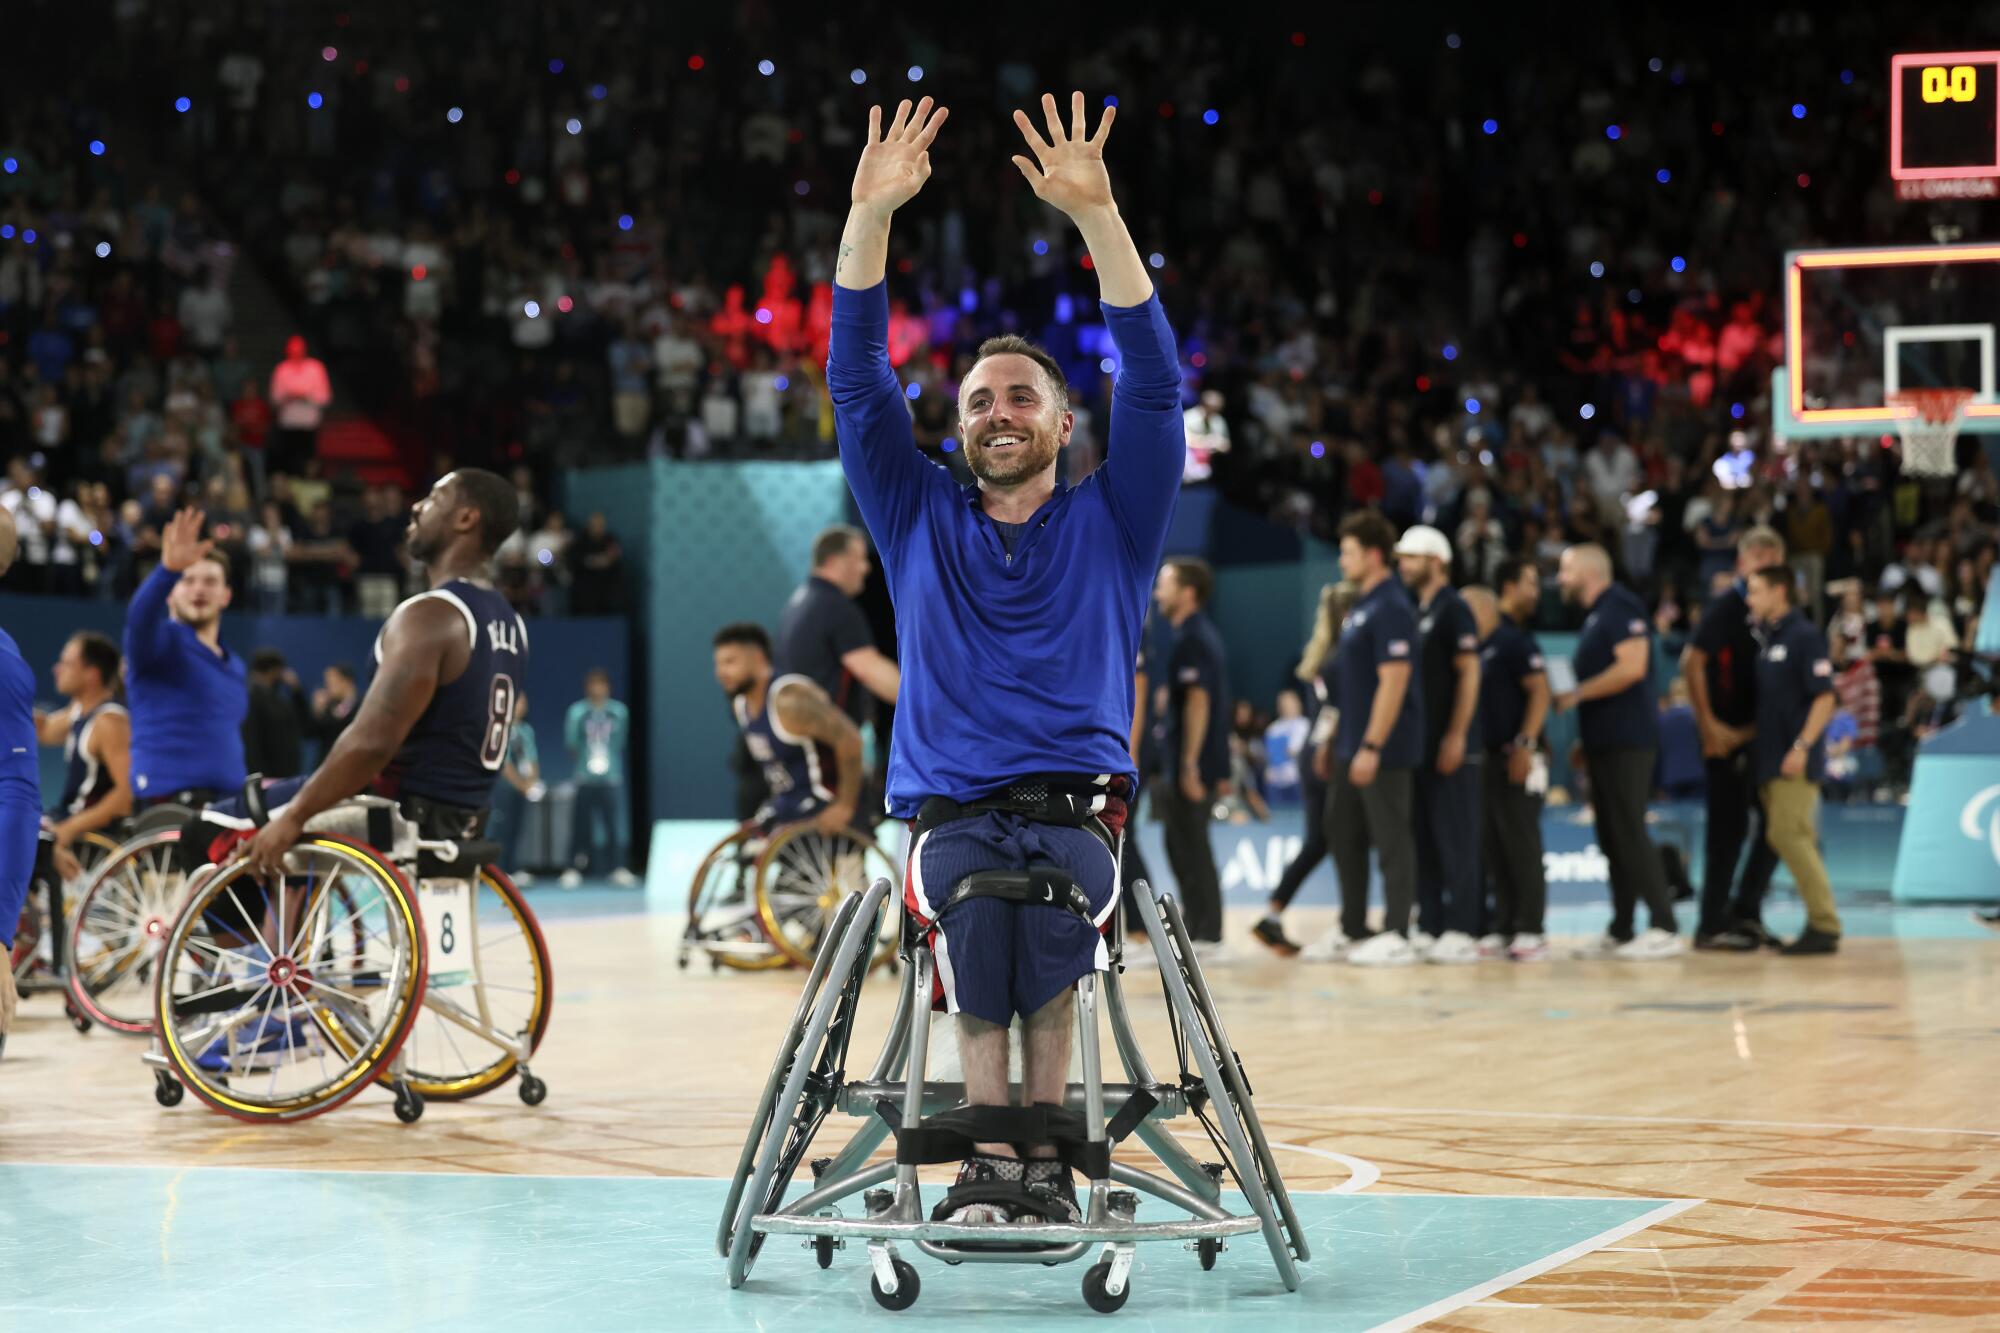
{"left": 1409, "top": 930, "right": 1438, "bottom": 959}
{"left": 1476, "top": 933, "right": 1507, "bottom": 958}
{"left": 1613, "top": 927, "right": 1686, "bottom": 960}
{"left": 1345, "top": 932, "right": 1418, "bottom": 967}
{"left": 1570, "top": 933, "right": 1621, "bottom": 959}
{"left": 1426, "top": 931, "right": 1481, "bottom": 965}
{"left": 609, "top": 868, "right": 640, "bottom": 887}
{"left": 1300, "top": 927, "right": 1350, "bottom": 962}
{"left": 1508, "top": 933, "right": 1551, "bottom": 962}
{"left": 511, "top": 870, "right": 536, "bottom": 887}
{"left": 558, "top": 870, "right": 583, "bottom": 888}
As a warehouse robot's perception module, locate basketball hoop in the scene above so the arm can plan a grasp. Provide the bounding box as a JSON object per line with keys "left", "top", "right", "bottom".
{"left": 1886, "top": 388, "right": 1973, "bottom": 478}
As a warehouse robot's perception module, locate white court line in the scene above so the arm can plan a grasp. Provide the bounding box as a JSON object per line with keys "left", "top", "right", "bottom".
{"left": 1262, "top": 1102, "right": 2000, "bottom": 1140}
{"left": 1170, "top": 1132, "right": 1381, "bottom": 1194}
{"left": 1363, "top": 1197, "right": 1703, "bottom": 1333}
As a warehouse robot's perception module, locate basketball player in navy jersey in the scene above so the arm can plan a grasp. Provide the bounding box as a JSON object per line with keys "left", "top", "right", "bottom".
{"left": 34, "top": 632, "right": 131, "bottom": 884}
{"left": 712, "top": 623, "right": 864, "bottom": 838}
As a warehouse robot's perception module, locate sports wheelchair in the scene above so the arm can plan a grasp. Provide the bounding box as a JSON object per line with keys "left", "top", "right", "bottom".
{"left": 680, "top": 816, "right": 900, "bottom": 974}
{"left": 10, "top": 826, "right": 125, "bottom": 1033}
{"left": 62, "top": 803, "right": 199, "bottom": 1035}
{"left": 719, "top": 869, "right": 1307, "bottom": 1314}
{"left": 138, "top": 787, "right": 553, "bottom": 1124}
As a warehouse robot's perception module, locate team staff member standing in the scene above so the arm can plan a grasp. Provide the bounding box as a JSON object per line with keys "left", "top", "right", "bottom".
{"left": 1395, "top": 525, "right": 1483, "bottom": 964}
{"left": 124, "top": 509, "right": 247, "bottom": 807}
{"left": 1468, "top": 564, "right": 1551, "bottom": 961}
{"left": 1743, "top": 567, "right": 1843, "bottom": 955}
{"left": 775, "top": 524, "right": 901, "bottom": 727}
{"left": 1682, "top": 527, "right": 1785, "bottom": 950}
{"left": 1155, "top": 557, "right": 1228, "bottom": 953}
{"left": 1314, "top": 511, "right": 1423, "bottom": 967}
{"left": 1554, "top": 543, "right": 1683, "bottom": 959}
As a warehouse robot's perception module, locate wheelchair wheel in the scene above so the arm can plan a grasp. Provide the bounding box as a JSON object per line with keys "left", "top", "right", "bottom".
{"left": 752, "top": 822, "right": 900, "bottom": 973}
{"left": 722, "top": 881, "right": 883, "bottom": 1286}
{"left": 684, "top": 826, "right": 791, "bottom": 972}
{"left": 384, "top": 865, "right": 554, "bottom": 1101}
{"left": 64, "top": 828, "right": 188, "bottom": 1034}
{"left": 153, "top": 835, "right": 427, "bottom": 1123}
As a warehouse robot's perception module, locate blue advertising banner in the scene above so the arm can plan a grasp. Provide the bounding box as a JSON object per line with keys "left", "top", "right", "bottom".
{"left": 1891, "top": 712, "right": 2000, "bottom": 902}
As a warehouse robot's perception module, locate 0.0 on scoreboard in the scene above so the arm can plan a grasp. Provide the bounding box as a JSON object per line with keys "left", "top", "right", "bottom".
{"left": 1891, "top": 50, "right": 2000, "bottom": 197}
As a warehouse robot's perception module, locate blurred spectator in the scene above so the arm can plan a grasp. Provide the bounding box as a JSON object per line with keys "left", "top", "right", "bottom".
{"left": 241, "top": 648, "right": 307, "bottom": 779}
{"left": 1262, "top": 689, "right": 1309, "bottom": 806}
{"left": 347, "top": 485, "right": 408, "bottom": 619}
{"left": 564, "top": 668, "right": 636, "bottom": 886}
{"left": 490, "top": 692, "right": 543, "bottom": 883}
{"left": 1656, "top": 677, "right": 1705, "bottom": 801}
{"left": 307, "top": 663, "right": 360, "bottom": 758}
{"left": 268, "top": 335, "right": 331, "bottom": 475}
{"left": 570, "top": 512, "right": 626, "bottom": 616}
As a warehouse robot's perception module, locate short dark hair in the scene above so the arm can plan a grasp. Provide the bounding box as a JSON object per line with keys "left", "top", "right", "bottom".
{"left": 251, "top": 647, "right": 288, "bottom": 675}
{"left": 326, "top": 662, "right": 356, "bottom": 684}
{"left": 188, "top": 546, "right": 230, "bottom": 577}
{"left": 712, "top": 622, "right": 771, "bottom": 656}
{"left": 1750, "top": 565, "right": 1796, "bottom": 600}
{"left": 1338, "top": 511, "right": 1398, "bottom": 564}
{"left": 812, "top": 524, "right": 865, "bottom": 568}
{"left": 585, "top": 666, "right": 610, "bottom": 684}
{"left": 71, "top": 631, "right": 119, "bottom": 686}
{"left": 450, "top": 467, "right": 520, "bottom": 555}
{"left": 967, "top": 334, "right": 1070, "bottom": 413}
{"left": 1494, "top": 557, "right": 1536, "bottom": 596}
{"left": 1164, "top": 556, "right": 1214, "bottom": 607}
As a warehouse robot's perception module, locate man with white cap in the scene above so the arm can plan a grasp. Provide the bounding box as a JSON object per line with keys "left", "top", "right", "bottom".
{"left": 1395, "top": 524, "right": 1486, "bottom": 963}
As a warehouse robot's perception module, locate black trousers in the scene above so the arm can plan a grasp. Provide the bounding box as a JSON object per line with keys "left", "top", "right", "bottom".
{"left": 1268, "top": 768, "right": 1329, "bottom": 911}
{"left": 1414, "top": 760, "right": 1484, "bottom": 937}
{"left": 1327, "top": 764, "right": 1415, "bottom": 938}
{"left": 1482, "top": 759, "right": 1547, "bottom": 936}
{"left": 1698, "top": 749, "right": 1776, "bottom": 934}
{"left": 1116, "top": 784, "right": 1155, "bottom": 936}
{"left": 1160, "top": 785, "right": 1223, "bottom": 943}
{"left": 1586, "top": 746, "right": 1676, "bottom": 938}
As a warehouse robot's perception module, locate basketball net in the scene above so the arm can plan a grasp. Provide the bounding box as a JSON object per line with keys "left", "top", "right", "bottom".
{"left": 1886, "top": 388, "right": 1972, "bottom": 478}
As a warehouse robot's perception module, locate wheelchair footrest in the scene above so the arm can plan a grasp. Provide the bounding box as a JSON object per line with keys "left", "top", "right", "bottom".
{"left": 753, "top": 1211, "right": 1260, "bottom": 1246}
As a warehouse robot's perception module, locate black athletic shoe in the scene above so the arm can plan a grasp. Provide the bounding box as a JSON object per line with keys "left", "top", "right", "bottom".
{"left": 1024, "top": 1160, "right": 1081, "bottom": 1223}
{"left": 1251, "top": 916, "right": 1301, "bottom": 957}
{"left": 1694, "top": 929, "right": 1760, "bottom": 952}
{"left": 1731, "top": 919, "right": 1780, "bottom": 950}
{"left": 1779, "top": 928, "right": 1840, "bottom": 956}
{"left": 1973, "top": 907, "right": 2000, "bottom": 931}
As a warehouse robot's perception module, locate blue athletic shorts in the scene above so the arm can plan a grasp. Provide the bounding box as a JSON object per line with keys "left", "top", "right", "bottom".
{"left": 904, "top": 811, "right": 1118, "bottom": 1028}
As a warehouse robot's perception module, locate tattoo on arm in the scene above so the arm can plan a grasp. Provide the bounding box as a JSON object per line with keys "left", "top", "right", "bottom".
{"left": 837, "top": 242, "right": 853, "bottom": 276}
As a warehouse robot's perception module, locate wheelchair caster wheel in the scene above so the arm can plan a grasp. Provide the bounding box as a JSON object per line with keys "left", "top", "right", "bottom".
{"left": 1082, "top": 1260, "right": 1130, "bottom": 1313}
{"left": 518, "top": 1074, "right": 548, "bottom": 1106}
{"left": 1197, "top": 1238, "right": 1221, "bottom": 1271}
{"left": 69, "top": 1005, "right": 91, "bottom": 1034}
{"left": 393, "top": 1089, "right": 426, "bottom": 1123}
{"left": 154, "top": 1073, "right": 184, "bottom": 1108}
{"left": 814, "top": 1235, "right": 836, "bottom": 1269}
{"left": 870, "top": 1258, "right": 920, "bottom": 1310}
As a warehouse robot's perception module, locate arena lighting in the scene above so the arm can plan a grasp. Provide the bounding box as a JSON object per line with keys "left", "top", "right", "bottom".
{"left": 566, "top": 118, "right": 582, "bottom": 135}
{"left": 591, "top": 83, "right": 608, "bottom": 99}
{"left": 94, "top": 242, "right": 110, "bottom": 258}
{"left": 447, "top": 107, "right": 463, "bottom": 123}
{"left": 1791, "top": 102, "right": 1807, "bottom": 118}
{"left": 1103, "top": 95, "right": 1117, "bottom": 107}
{"left": 1731, "top": 402, "right": 1746, "bottom": 419}
{"left": 1605, "top": 124, "right": 1621, "bottom": 140}
{"left": 307, "top": 93, "right": 323, "bottom": 109}
{"left": 1465, "top": 397, "right": 1482, "bottom": 414}
{"left": 3, "top": 159, "right": 16, "bottom": 173}
{"left": 557, "top": 295, "right": 573, "bottom": 313}
{"left": 942, "top": 437, "right": 958, "bottom": 451}
{"left": 1482, "top": 118, "right": 1498, "bottom": 134}
{"left": 774, "top": 376, "right": 790, "bottom": 391}
{"left": 1309, "top": 441, "right": 1325, "bottom": 458}
{"left": 1446, "top": 32, "right": 1461, "bottom": 49}
{"left": 1841, "top": 69, "right": 1854, "bottom": 84}
{"left": 1054, "top": 293, "right": 1074, "bottom": 324}
{"left": 850, "top": 68, "right": 866, "bottom": 85}
{"left": 907, "top": 66, "right": 923, "bottom": 81}
{"left": 1657, "top": 168, "right": 1672, "bottom": 182}
{"left": 758, "top": 60, "right": 775, "bottom": 76}
{"left": 755, "top": 307, "right": 773, "bottom": 324}
{"left": 1649, "top": 57, "right": 1664, "bottom": 73}
{"left": 618, "top": 214, "right": 633, "bottom": 230}
{"left": 688, "top": 55, "right": 705, "bottom": 71}
{"left": 905, "top": 383, "right": 921, "bottom": 400}
{"left": 89, "top": 139, "right": 106, "bottom": 154}
{"left": 1580, "top": 403, "right": 1597, "bottom": 419}
{"left": 1202, "top": 109, "right": 1219, "bottom": 125}
{"left": 0, "top": 226, "right": 13, "bottom": 239}
{"left": 411, "top": 264, "right": 427, "bottom": 280}
{"left": 794, "top": 179, "right": 810, "bottom": 195}
{"left": 1442, "top": 343, "right": 1458, "bottom": 360}
{"left": 22, "top": 230, "right": 35, "bottom": 244}
{"left": 1099, "top": 357, "right": 1116, "bottom": 373}
{"left": 1671, "top": 255, "right": 1687, "bottom": 272}
{"left": 548, "top": 58, "right": 564, "bottom": 74}
{"left": 523, "top": 300, "right": 540, "bottom": 318}
{"left": 1627, "top": 287, "right": 1642, "bottom": 302}
{"left": 1148, "top": 252, "right": 1164, "bottom": 269}
{"left": 175, "top": 97, "right": 190, "bottom": 112}
{"left": 1032, "top": 239, "right": 1048, "bottom": 255}
{"left": 322, "top": 46, "right": 337, "bottom": 61}
{"left": 959, "top": 287, "right": 977, "bottom": 312}
{"left": 1590, "top": 260, "right": 1605, "bottom": 277}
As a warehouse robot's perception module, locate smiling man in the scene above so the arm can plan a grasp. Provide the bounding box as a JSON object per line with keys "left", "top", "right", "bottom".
{"left": 827, "top": 92, "right": 1183, "bottom": 1225}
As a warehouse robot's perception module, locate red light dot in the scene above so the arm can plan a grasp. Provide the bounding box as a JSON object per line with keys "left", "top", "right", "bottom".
{"left": 1158, "top": 102, "right": 1174, "bottom": 118}
{"left": 558, "top": 295, "right": 575, "bottom": 313}
{"left": 1189, "top": 352, "right": 1207, "bottom": 368}
{"left": 1711, "top": 121, "right": 1724, "bottom": 136}
{"left": 1081, "top": 254, "right": 1095, "bottom": 270}
{"left": 787, "top": 127, "right": 803, "bottom": 143}
{"left": 1291, "top": 31, "right": 1306, "bottom": 47}
{"left": 897, "top": 257, "right": 914, "bottom": 274}
{"left": 687, "top": 54, "right": 705, "bottom": 71}
{"left": 410, "top": 264, "right": 427, "bottom": 281}
{"left": 394, "top": 76, "right": 410, "bottom": 93}
{"left": 1842, "top": 331, "right": 1857, "bottom": 346}
{"left": 335, "top": 12, "right": 349, "bottom": 26}
{"left": 1416, "top": 374, "right": 1431, "bottom": 391}
{"left": 1796, "top": 173, "right": 1811, "bottom": 188}
{"left": 1512, "top": 232, "right": 1527, "bottom": 248}
{"left": 505, "top": 168, "right": 521, "bottom": 185}
{"left": 669, "top": 292, "right": 685, "bottom": 309}
{"left": 1367, "top": 189, "right": 1383, "bottom": 205}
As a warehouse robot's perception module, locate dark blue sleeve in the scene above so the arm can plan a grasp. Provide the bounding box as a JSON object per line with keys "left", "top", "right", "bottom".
{"left": 1690, "top": 592, "right": 1735, "bottom": 654}
{"left": 826, "top": 281, "right": 953, "bottom": 558}
{"left": 1445, "top": 598, "right": 1480, "bottom": 660}
{"left": 1095, "top": 295, "right": 1185, "bottom": 569}
{"left": 1178, "top": 632, "right": 1222, "bottom": 698}
{"left": 1518, "top": 631, "right": 1547, "bottom": 681}
{"left": 1372, "top": 599, "right": 1417, "bottom": 669}
{"left": 124, "top": 564, "right": 180, "bottom": 676}
{"left": 1799, "top": 625, "right": 1834, "bottom": 698}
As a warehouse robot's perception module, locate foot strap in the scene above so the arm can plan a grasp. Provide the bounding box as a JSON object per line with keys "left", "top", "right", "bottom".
{"left": 875, "top": 1092, "right": 1158, "bottom": 1182}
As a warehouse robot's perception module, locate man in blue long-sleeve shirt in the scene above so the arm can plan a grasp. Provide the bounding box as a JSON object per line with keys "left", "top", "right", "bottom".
{"left": 828, "top": 91, "right": 1183, "bottom": 1225}
{"left": 1, "top": 508, "right": 39, "bottom": 1052}
{"left": 124, "top": 508, "right": 247, "bottom": 806}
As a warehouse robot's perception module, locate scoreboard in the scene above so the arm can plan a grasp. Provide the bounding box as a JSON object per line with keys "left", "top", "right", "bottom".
{"left": 1892, "top": 50, "right": 2000, "bottom": 199}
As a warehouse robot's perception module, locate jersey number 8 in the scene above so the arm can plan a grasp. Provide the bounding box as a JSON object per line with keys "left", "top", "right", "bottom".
{"left": 481, "top": 674, "right": 517, "bottom": 771}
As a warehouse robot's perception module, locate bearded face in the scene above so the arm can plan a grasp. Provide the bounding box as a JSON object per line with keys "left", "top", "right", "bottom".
{"left": 959, "top": 352, "right": 1070, "bottom": 488}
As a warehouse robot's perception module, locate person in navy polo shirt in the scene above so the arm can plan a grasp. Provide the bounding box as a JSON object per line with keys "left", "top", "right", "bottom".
{"left": 827, "top": 92, "right": 1182, "bottom": 1223}
{"left": 1470, "top": 560, "right": 1552, "bottom": 961}
{"left": 1554, "top": 544, "right": 1683, "bottom": 959}
{"left": 1743, "top": 566, "right": 1843, "bottom": 955}
{"left": 1154, "top": 558, "right": 1229, "bottom": 952}
{"left": 1311, "top": 511, "right": 1423, "bottom": 967}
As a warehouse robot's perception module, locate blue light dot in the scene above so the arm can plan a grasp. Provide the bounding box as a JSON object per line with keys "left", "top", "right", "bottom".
{"left": 590, "top": 83, "right": 608, "bottom": 100}
{"left": 566, "top": 118, "right": 582, "bottom": 136}
{"left": 1309, "top": 440, "right": 1325, "bottom": 459}
{"left": 1791, "top": 103, "right": 1806, "bottom": 119}
{"left": 942, "top": 438, "right": 958, "bottom": 452}
{"left": 959, "top": 287, "right": 977, "bottom": 312}
{"left": 1580, "top": 403, "right": 1596, "bottom": 420}
{"left": 548, "top": 58, "right": 564, "bottom": 74}
{"left": 755, "top": 307, "right": 773, "bottom": 325}
{"left": 1202, "top": 109, "right": 1219, "bottom": 125}
{"left": 1032, "top": 239, "right": 1048, "bottom": 256}
{"left": 306, "top": 92, "right": 322, "bottom": 110}
{"left": 850, "top": 68, "right": 866, "bottom": 85}
{"left": 1481, "top": 118, "right": 1498, "bottom": 135}
{"left": 1103, "top": 95, "right": 1118, "bottom": 108}
{"left": 523, "top": 300, "right": 540, "bottom": 318}
{"left": 2, "top": 159, "right": 15, "bottom": 174}
{"left": 758, "top": 60, "right": 775, "bottom": 76}
{"left": 1656, "top": 168, "right": 1672, "bottom": 183}
{"left": 94, "top": 241, "right": 110, "bottom": 258}
{"left": 794, "top": 180, "right": 810, "bottom": 195}
{"left": 1446, "top": 33, "right": 1461, "bottom": 49}
{"left": 1465, "top": 397, "right": 1482, "bottom": 415}
{"left": 1442, "top": 343, "right": 1459, "bottom": 361}
{"left": 905, "top": 381, "right": 921, "bottom": 399}
{"left": 1730, "top": 402, "right": 1746, "bottom": 420}
{"left": 22, "top": 230, "right": 36, "bottom": 245}
{"left": 89, "top": 139, "right": 106, "bottom": 155}
{"left": 774, "top": 376, "right": 790, "bottom": 392}
{"left": 88, "top": 530, "right": 102, "bottom": 547}
{"left": 1605, "top": 124, "right": 1621, "bottom": 141}
{"left": 617, "top": 213, "right": 633, "bottom": 231}
{"left": 1148, "top": 252, "right": 1165, "bottom": 269}
{"left": 1626, "top": 288, "right": 1642, "bottom": 303}
{"left": 447, "top": 106, "right": 463, "bottom": 124}
{"left": 537, "top": 549, "right": 553, "bottom": 566}
{"left": 1100, "top": 357, "right": 1117, "bottom": 374}
{"left": 175, "top": 97, "right": 191, "bottom": 113}
{"left": 1670, "top": 255, "right": 1687, "bottom": 273}
{"left": 1589, "top": 260, "right": 1605, "bottom": 278}
{"left": 0, "top": 226, "right": 13, "bottom": 240}
{"left": 907, "top": 65, "right": 924, "bottom": 82}
{"left": 1840, "top": 69, "right": 1854, "bottom": 86}
{"left": 1648, "top": 57, "right": 1664, "bottom": 74}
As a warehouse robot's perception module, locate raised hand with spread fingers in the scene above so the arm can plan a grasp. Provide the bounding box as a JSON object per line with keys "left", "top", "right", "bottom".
{"left": 836, "top": 96, "right": 948, "bottom": 291}
{"left": 1011, "top": 91, "right": 1151, "bottom": 307}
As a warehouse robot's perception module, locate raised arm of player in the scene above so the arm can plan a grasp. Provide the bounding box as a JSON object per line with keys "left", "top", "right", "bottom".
{"left": 835, "top": 97, "right": 949, "bottom": 294}
{"left": 771, "top": 678, "right": 865, "bottom": 835}
{"left": 238, "top": 598, "right": 466, "bottom": 879}
{"left": 125, "top": 508, "right": 212, "bottom": 672}
{"left": 1011, "top": 91, "right": 1151, "bottom": 308}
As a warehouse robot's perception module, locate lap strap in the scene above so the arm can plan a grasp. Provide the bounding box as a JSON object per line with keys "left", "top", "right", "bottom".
{"left": 941, "top": 865, "right": 1096, "bottom": 926}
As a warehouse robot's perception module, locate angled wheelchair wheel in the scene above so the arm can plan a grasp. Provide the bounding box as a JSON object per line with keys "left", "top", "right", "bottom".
{"left": 684, "top": 826, "right": 791, "bottom": 972}
{"left": 722, "top": 881, "right": 884, "bottom": 1286}
{"left": 153, "top": 835, "right": 427, "bottom": 1123}
{"left": 752, "top": 822, "right": 900, "bottom": 973}
{"left": 383, "top": 865, "right": 554, "bottom": 1101}
{"left": 64, "top": 828, "right": 188, "bottom": 1034}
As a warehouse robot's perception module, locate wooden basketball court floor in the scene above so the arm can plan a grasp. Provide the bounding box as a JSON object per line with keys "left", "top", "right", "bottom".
{"left": 4, "top": 883, "right": 1997, "bottom": 1330}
